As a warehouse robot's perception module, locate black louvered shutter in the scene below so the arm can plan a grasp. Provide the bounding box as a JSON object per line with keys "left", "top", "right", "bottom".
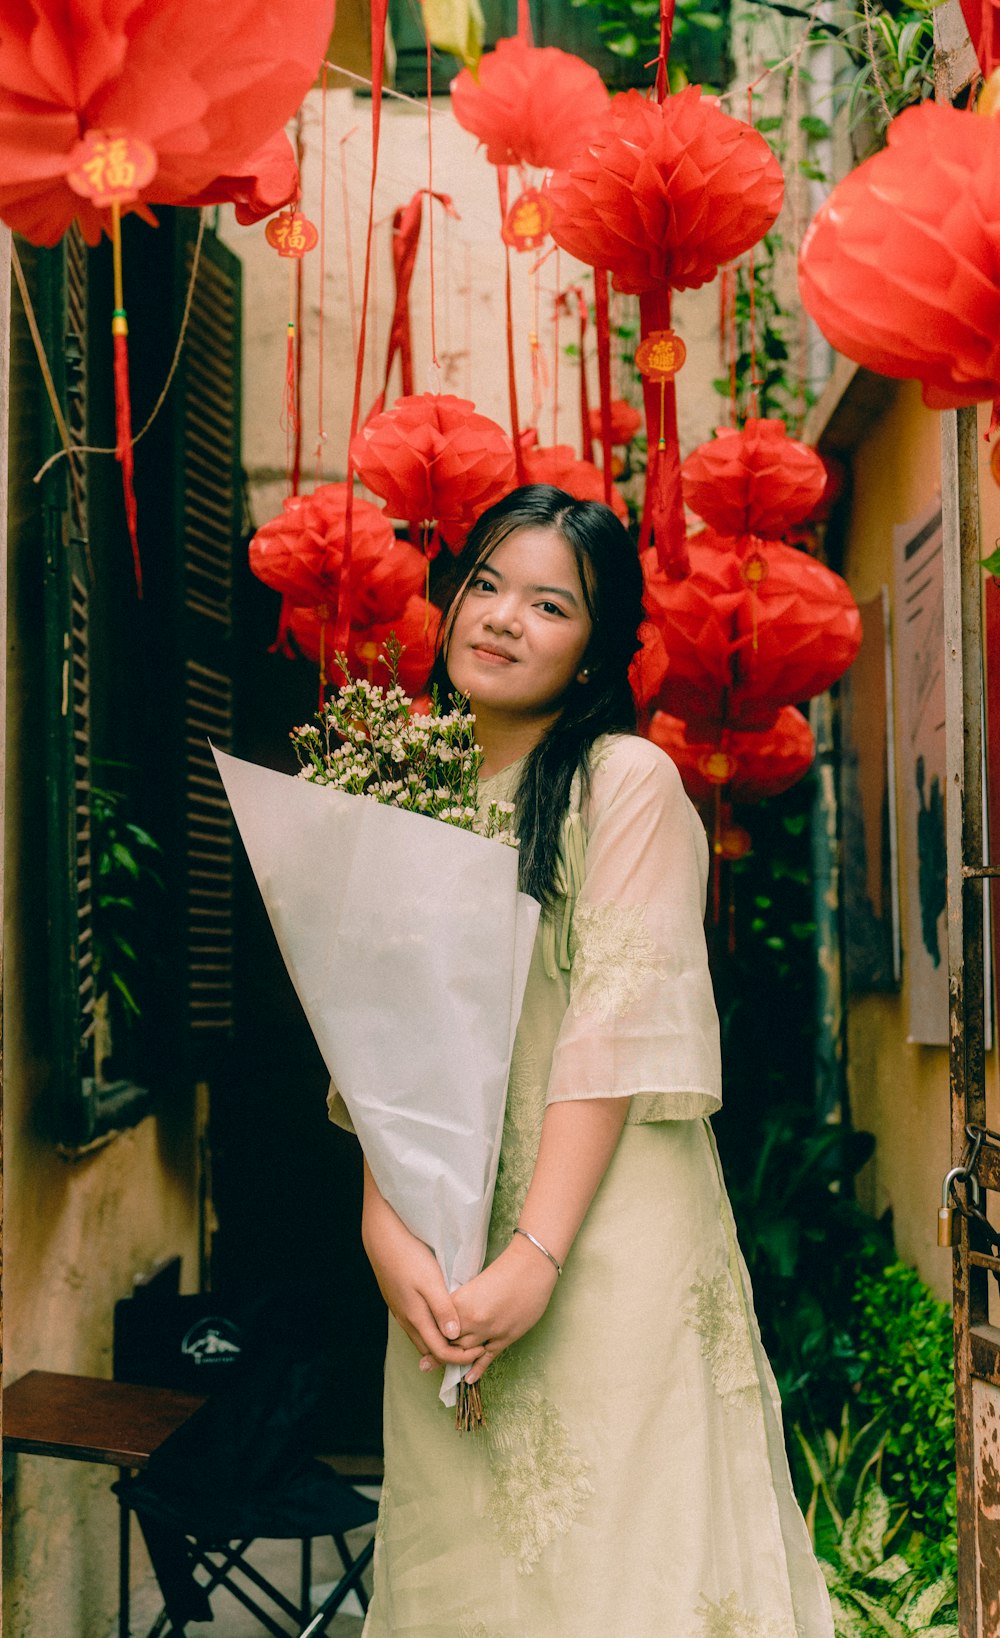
{"left": 129, "top": 211, "right": 242, "bottom": 1081}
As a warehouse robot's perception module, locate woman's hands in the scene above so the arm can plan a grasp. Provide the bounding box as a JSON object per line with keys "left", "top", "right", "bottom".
{"left": 361, "top": 1161, "right": 485, "bottom": 1371}
{"left": 420, "top": 1234, "right": 558, "bottom": 1385}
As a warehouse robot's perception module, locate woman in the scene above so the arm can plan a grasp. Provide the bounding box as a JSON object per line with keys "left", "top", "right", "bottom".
{"left": 330, "top": 486, "right": 833, "bottom": 1638}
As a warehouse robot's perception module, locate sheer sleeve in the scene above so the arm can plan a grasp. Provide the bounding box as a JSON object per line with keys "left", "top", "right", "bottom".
{"left": 545, "top": 736, "right": 722, "bottom": 1124}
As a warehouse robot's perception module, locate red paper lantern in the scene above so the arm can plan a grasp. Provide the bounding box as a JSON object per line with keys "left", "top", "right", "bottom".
{"left": 546, "top": 87, "right": 783, "bottom": 297}
{"left": 648, "top": 706, "right": 815, "bottom": 802}
{"left": 588, "top": 399, "right": 643, "bottom": 447}
{"left": 520, "top": 433, "right": 629, "bottom": 523}
{"left": 643, "top": 532, "right": 861, "bottom": 730}
{"left": 290, "top": 595, "right": 441, "bottom": 695}
{"left": 450, "top": 36, "right": 608, "bottom": 172}
{"left": 0, "top": 0, "right": 334, "bottom": 245}
{"left": 249, "top": 484, "right": 424, "bottom": 625}
{"left": 350, "top": 394, "right": 517, "bottom": 551}
{"left": 798, "top": 100, "right": 1000, "bottom": 410}
{"left": 681, "top": 420, "right": 827, "bottom": 541}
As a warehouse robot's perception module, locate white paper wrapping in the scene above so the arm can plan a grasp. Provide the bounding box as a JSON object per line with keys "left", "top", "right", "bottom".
{"left": 213, "top": 747, "right": 539, "bottom": 1406}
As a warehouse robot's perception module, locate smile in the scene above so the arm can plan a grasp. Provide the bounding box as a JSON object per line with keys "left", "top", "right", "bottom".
{"left": 472, "top": 645, "right": 517, "bottom": 664}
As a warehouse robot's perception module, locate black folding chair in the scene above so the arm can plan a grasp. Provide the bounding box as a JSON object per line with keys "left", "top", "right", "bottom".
{"left": 113, "top": 1283, "right": 378, "bottom": 1636}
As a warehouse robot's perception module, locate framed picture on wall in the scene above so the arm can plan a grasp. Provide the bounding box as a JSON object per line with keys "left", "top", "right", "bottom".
{"left": 840, "top": 586, "right": 901, "bottom": 994}
{"left": 892, "top": 501, "right": 948, "bottom": 1045}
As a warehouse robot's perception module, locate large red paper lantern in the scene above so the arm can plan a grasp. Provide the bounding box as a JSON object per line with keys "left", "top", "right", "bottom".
{"left": 249, "top": 484, "right": 424, "bottom": 625}
{"left": 350, "top": 394, "right": 517, "bottom": 551}
{"left": 0, "top": 0, "right": 334, "bottom": 245}
{"left": 450, "top": 36, "right": 608, "bottom": 172}
{"left": 546, "top": 87, "right": 784, "bottom": 297}
{"left": 643, "top": 532, "right": 861, "bottom": 730}
{"left": 648, "top": 706, "right": 815, "bottom": 802}
{"left": 798, "top": 100, "right": 1000, "bottom": 410}
{"left": 681, "top": 420, "right": 827, "bottom": 541}
{"left": 520, "top": 433, "right": 629, "bottom": 524}
{"left": 290, "top": 595, "right": 441, "bottom": 695}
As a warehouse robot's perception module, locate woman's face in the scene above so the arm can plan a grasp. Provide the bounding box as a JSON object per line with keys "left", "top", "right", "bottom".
{"left": 445, "top": 525, "right": 593, "bottom": 722}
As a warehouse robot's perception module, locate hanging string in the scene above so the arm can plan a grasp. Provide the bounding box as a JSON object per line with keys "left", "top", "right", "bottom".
{"left": 860, "top": 0, "right": 893, "bottom": 126}
{"left": 315, "top": 61, "right": 329, "bottom": 482}
{"left": 30, "top": 209, "right": 208, "bottom": 483}
{"left": 552, "top": 248, "right": 561, "bottom": 447}
{"left": 498, "top": 166, "right": 528, "bottom": 482}
{"left": 334, "top": 0, "right": 390, "bottom": 657}
{"left": 339, "top": 126, "right": 360, "bottom": 359}
{"left": 529, "top": 261, "right": 548, "bottom": 430}
{"left": 593, "top": 269, "right": 615, "bottom": 505}
{"left": 464, "top": 242, "right": 473, "bottom": 400}
{"left": 284, "top": 260, "right": 298, "bottom": 492}
{"left": 517, "top": 0, "right": 534, "bottom": 45}
{"left": 423, "top": 8, "right": 441, "bottom": 384}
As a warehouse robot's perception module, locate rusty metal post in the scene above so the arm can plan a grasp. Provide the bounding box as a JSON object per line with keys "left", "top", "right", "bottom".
{"left": 942, "top": 402, "right": 986, "bottom": 1635}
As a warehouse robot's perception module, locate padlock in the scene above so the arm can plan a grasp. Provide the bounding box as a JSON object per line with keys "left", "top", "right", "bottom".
{"left": 938, "top": 1167, "right": 966, "bottom": 1247}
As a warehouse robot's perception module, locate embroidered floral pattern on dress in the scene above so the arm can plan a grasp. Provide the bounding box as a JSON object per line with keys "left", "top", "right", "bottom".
{"left": 481, "top": 1346, "right": 594, "bottom": 1575}
{"left": 569, "top": 901, "right": 667, "bottom": 1022}
{"left": 697, "top": 1591, "right": 799, "bottom": 1638}
{"left": 459, "top": 1614, "right": 505, "bottom": 1638}
{"left": 685, "top": 1268, "right": 759, "bottom": 1408}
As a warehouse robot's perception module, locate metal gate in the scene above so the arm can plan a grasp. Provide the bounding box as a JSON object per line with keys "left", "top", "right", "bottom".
{"left": 942, "top": 403, "right": 1000, "bottom": 1637}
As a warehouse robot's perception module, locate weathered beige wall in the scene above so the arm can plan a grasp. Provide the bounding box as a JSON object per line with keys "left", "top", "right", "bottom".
{"left": 218, "top": 86, "right": 724, "bottom": 534}
{"left": 838, "top": 380, "right": 1000, "bottom": 1302}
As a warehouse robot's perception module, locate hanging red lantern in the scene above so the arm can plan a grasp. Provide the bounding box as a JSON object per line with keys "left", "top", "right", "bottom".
{"left": 350, "top": 393, "right": 517, "bottom": 551}
{"left": 519, "top": 432, "right": 629, "bottom": 523}
{"left": 643, "top": 532, "right": 861, "bottom": 730}
{"left": 588, "top": 399, "right": 643, "bottom": 447}
{"left": 545, "top": 87, "right": 783, "bottom": 297}
{"left": 546, "top": 86, "right": 783, "bottom": 579}
{"left": 798, "top": 99, "right": 1000, "bottom": 409}
{"left": 0, "top": 0, "right": 334, "bottom": 245}
{"left": 290, "top": 594, "right": 441, "bottom": 695}
{"left": 265, "top": 211, "right": 320, "bottom": 257}
{"left": 249, "top": 484, "right": 425, "bottom": 626}
{"left": 450, "top": 36, "right": 608, "bottom": 172}
{"left": 681, "top": 420, "right": 827, "bottom": 542}
{"left": 648, "top": 706, "right": 815, "bottom": 802}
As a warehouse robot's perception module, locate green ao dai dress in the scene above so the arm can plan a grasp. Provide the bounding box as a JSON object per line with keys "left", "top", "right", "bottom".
{"left": 330, "top": 733, "right": 835, "bottom": 1638}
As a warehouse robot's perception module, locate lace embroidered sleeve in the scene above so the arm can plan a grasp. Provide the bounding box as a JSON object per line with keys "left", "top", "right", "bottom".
{"left": 545, "top": 736, "right": 722, "bottom": 1123}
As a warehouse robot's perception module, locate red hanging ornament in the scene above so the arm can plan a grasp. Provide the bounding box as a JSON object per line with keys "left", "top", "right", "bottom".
{"left": 451, "top": 37, "right": 608, "bottom": 171}
{"left": 798, "top": 99, "right": 1000, "bottom": 410}
{"left": 643, "top": 532, "right": 862, "bottom": 731}
{"left": 519, "top": 431, "right": 629, "bottom": 523}
{"left": 501, "top": 188, "right": 553, "bottom": 252}
{"left": 545, "top": 88, "right": 783, "bottom": 297}
{"left": 0, "top": 0, "right": 334, "bottom": 245}
{"left": 681, "top": 419, "right": 827, "bottom": 541}
{"left": 249, "top": 483, "right": 425, "bottom": 631}
{"left": 290, "top": 594, "right": 441, "bottom": 695}
{"left": 546, "top": 87, "right": 782, "bottom": 579}
{"left": 265, "top": 211, "right": 320, "bottom": 257}
{"left": 648, "top": 706, "right": 815, "bottom": 802}
{"left": 350, "top": 393, "right": 517, "bottom": 550}
{"left": 588, "top": 399, "right": 643, "bottom": 447}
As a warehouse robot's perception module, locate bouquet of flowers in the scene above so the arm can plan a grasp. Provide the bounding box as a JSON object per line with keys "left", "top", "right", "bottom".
{"left": 213, "top": 644, "right": 539, "bottom": 1426}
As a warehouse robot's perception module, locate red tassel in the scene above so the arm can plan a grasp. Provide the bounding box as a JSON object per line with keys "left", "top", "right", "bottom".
{"left": 112, "top": 317, "right": 142, "bottom": 597}
{"left": 639, "top": 290, "right": 688, "bottom": 577}
{"left": 498, "top": 167, "right": 528, "bottom": 484}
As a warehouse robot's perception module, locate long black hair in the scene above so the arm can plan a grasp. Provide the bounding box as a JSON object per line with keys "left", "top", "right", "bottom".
{"left": 427, "top": 485, "right": 646, "bottom": 906}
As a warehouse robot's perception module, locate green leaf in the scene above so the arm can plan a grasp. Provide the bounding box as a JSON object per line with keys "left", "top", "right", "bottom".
{"left": 800, "top": 114, "right": 832, "bottom": 139}
{"left": 605, "top": 31, "right": 639, "bottom": 54}
{"left": 841, "top": 1482, "right": 891, "bottom": 1575}
{"left": 980, "top": 545, "right": 1000, "bottom": 575}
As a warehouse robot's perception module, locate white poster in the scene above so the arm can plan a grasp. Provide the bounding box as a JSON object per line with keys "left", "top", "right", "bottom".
{"left": 892, "top": 501, "right": 947, "bottom": 1044}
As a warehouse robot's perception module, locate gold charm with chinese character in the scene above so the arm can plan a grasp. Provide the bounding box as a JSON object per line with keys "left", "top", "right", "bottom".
{"left": 501, "top": 189, "right": 552, "bottom": 252}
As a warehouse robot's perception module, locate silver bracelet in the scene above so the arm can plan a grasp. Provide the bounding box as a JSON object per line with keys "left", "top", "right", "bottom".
{"left": 513, "top": 1226, "right": 563, "bottom": 1276}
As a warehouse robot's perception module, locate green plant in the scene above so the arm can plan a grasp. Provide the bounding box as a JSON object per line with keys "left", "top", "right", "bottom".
{"left": 92, "top": 772, "right": 163, "bottom": 1026}
{"left": 569, "top": 0, "right": 730, "bottom": 91}
{"left": 853, "top": 1262, "right": 957, "bottom": 1576}
{"left": 838, "top": 0, "right": 937, "bottom": 155}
